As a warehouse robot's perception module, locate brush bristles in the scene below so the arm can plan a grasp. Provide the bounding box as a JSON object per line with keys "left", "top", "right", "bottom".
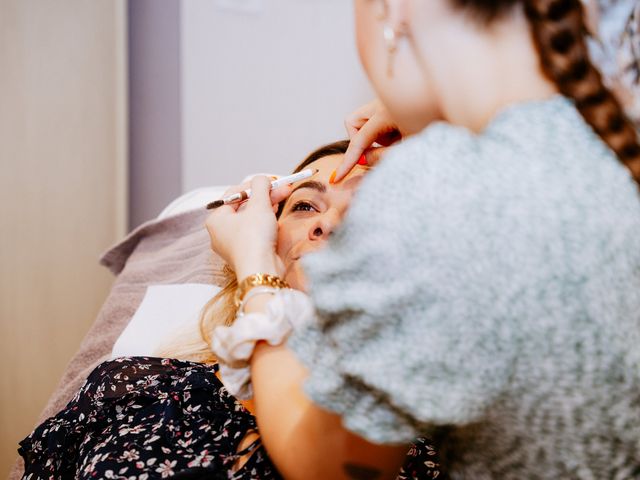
{"left": 206, "top": 199, "right": 224, "bottom": 210}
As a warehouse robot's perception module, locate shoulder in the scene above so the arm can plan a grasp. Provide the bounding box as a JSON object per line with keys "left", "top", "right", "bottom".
{"left": 359, "top": 96, "right": 639, "bottom": 219}
{"left": 367, "top": 122, "right": 480, "bottom": 190}
{"left": 349, "top": 122, "right": 483, "bottom": 221}
{"left": 346, "top": 120, "right": 518, "bottom": 242}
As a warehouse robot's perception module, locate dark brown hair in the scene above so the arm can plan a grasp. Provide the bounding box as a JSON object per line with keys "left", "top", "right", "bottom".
{"left": 453, "top": 0, "right": 640, "bottom": 183}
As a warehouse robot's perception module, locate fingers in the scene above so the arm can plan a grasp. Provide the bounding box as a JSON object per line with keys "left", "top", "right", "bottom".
{"left": 340, "top": 99, "right": 403, "bottom": 182}
{"left": 222, "top": 182, "right": 250, "bottom": 197}
{"left": 246, "top": 176, "right": 292, "bottom": 208}
{"left": 344, "top": 100, "right": 379, "bottom": 139}
{"left": 212, "top": 182, "right": 251, "bottom": 212}
{"left": 333, "top": 145, "right": 390, "bottom": 185}
{"left": 376, "top": 129, "right": 403, "bottom": 147}
{"left": 337, "top": 116, "right": 393, "bottom": 181}
{"left": 363, "top": 146, "right": 389, "bottom": 167}
{"left": 212, "top": 177, "right": 292, "bottom": 215}
{"left": 270, "top": 184, "right": 292, "bottom": 206}
{"left": 247, "top": 176, "right": 274, "bottom": 211}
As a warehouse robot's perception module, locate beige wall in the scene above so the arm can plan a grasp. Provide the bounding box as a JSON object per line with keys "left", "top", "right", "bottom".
{"left": 0, "top": 1, "right": 127, "bottom": 476}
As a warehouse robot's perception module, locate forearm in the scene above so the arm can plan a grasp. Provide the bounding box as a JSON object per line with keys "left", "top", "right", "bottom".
{"left": 245, "top": 295, "right": 407, "bottom": 480}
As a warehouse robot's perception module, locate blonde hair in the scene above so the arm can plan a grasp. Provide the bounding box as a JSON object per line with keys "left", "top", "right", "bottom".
{"left": 154, "top": 265, "right": 238, "bottom": 363}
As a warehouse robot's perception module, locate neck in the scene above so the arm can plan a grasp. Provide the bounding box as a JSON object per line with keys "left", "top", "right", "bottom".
{"left": 429, "top": 7, "right": 558, "bottom": 133}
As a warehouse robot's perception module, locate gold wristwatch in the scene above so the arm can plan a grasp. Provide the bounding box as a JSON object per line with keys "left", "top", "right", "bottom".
{"left": 234, "top": 273, "right": 290, "bottom": 307}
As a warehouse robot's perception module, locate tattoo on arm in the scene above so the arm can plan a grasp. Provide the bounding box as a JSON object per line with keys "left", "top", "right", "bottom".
{"left": 343, "top": 463, "right": 383, "bottom": 480}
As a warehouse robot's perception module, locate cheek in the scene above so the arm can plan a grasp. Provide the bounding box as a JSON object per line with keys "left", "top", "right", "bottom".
{"left": 276, "top": 222, "right": 289, "bottom": 260}
{"left": 276, "top": 219, "right": 303, "bottom": 262}
{"left": 354, "top": 0, "right": 381, "bottom": 80}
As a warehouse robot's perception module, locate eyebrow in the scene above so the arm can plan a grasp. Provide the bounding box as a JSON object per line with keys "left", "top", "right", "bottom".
{"left": 291, "top": 180, "right": 326, "bottom": 195}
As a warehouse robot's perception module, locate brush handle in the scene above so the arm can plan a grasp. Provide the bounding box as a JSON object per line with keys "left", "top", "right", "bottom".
{"left": 206, "top": 168, "right": 317, "bottom": 210}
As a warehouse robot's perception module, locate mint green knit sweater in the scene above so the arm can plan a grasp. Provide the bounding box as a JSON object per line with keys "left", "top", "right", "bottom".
{"left": 289, "top": 96, "right": 640, "bottom": 479}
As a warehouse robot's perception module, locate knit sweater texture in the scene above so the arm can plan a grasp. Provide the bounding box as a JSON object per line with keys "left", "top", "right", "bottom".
{"left": 288, "top": 95, "right": 640, "bottom": 479}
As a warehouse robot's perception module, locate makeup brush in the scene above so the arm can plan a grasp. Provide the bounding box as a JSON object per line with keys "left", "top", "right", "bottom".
{"left": 206, "top": 168, "right": 319, "bottom": 210}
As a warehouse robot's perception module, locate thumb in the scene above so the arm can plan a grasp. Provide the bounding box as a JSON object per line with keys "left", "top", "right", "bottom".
{"left": 270, "top": 184, "right": 292, "bottom": 206}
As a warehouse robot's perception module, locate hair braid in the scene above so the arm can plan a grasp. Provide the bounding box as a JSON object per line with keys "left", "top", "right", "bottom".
{"left": 523, "top": 0, "right": 640, "bottom": 182}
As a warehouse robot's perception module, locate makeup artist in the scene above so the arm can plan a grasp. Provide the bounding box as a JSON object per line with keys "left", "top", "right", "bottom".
{"left": 205, "top": 0, "right": 640, "bottom": 478}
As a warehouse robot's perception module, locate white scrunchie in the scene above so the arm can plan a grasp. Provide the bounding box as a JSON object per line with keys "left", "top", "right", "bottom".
{"left": 211, "top": 288, "right": 315, "bottom": 399}
{"left": 583, "top": 0, "right": 640, "bottom": 125}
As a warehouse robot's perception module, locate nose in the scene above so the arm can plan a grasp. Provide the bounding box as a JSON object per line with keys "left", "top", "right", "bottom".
{"left": 309, "top": 209, "right": 341, "bottom": 241}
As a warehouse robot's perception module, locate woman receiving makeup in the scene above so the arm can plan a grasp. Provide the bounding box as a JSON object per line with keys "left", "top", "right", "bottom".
{"left": 18, "top": 141, "right": 440, "bottom": 480}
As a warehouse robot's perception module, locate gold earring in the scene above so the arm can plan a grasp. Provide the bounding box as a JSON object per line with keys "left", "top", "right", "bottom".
{"left": 384, "top": 24, "right": 399, "bottom": 78}
{"left": 378, "top": 0, "right": 408, "bottom": 78}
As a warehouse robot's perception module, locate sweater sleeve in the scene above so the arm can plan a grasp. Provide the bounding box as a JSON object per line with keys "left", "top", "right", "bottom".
{"left": 288, "top": 123, "right": 524, "bottom": 444}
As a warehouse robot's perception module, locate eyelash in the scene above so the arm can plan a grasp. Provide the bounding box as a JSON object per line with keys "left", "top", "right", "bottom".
{"left": 290, "top": 201, "right": 317, "bottom": 213}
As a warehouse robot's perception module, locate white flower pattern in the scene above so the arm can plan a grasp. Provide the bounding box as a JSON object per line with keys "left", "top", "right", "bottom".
{"left": 19, "top": 357, "right": 439, "bottom": 479}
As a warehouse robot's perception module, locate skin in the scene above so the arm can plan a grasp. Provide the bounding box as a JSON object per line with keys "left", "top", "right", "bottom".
{"left": 337, "top": 0, "right": 558, "bottom": 180}
{"left": 234, "top": 153, "right": 366, "bottom": 411}
{"left": 207, "top": 0, "right": 562, "bottom": 478}
{"left": 208, "top": 172, "right": 409, "bottom": 480}
{"left": 229, "top": 154, "right": 368, "bottom": 468}
{"left": 277, "top": 154, "right": 368, "bottom": 291}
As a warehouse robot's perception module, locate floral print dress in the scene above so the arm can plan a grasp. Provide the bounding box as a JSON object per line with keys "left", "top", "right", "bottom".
{"left": 19, "top": 357, "right": 441, "bottom": 480}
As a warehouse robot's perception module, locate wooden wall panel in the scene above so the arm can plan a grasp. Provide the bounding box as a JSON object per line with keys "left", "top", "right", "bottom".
{"left": 0, "top": 1, "right": 127, "bottom": 475}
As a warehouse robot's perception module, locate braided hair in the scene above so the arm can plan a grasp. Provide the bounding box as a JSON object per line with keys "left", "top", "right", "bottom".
{"left": 453, "top": 0, "right": 640, "bottom": 184}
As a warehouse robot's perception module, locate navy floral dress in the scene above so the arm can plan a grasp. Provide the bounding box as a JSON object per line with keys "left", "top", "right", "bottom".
{"left": 19, "top": 357, "right": 441, "bottom": 479}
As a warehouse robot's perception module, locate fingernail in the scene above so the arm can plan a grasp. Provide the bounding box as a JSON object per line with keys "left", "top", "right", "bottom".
{"left": 357, "top": 154, "right": 368, "bottom": 166}
{"left": 329, "top": 170, "right": 337, "bottom": 184}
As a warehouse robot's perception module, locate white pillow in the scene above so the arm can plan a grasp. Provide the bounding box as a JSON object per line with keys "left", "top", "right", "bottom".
{"left": 111, "top": 283, "right": 221, "bottom": 359}
{"left": 157, "top": 186, "right": 230, "bottom": 220}
{"left": 112, "top": 173, "right": 281, "bottom": 358}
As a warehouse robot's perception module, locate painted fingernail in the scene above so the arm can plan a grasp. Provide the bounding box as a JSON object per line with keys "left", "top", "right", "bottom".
{"left": 357, "top": 154, "right": 368, "bottom": 166}
{"left": 329, "top": 170, "right": 337, "bottom": 184}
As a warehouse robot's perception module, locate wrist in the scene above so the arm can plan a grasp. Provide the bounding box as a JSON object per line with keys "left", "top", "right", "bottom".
{"left": 242, "top": 292, "right": 274, "bottom": 315}
{"left": 235, "top": 253, "right": 283, "bottom": 281}
{"left": 234, "top": 273, "right": 290, "bottom": 308}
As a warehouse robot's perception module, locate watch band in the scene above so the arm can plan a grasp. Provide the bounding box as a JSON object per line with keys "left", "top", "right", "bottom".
{"left": 234, "top": 273, "right": 290, "bottom": 307}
